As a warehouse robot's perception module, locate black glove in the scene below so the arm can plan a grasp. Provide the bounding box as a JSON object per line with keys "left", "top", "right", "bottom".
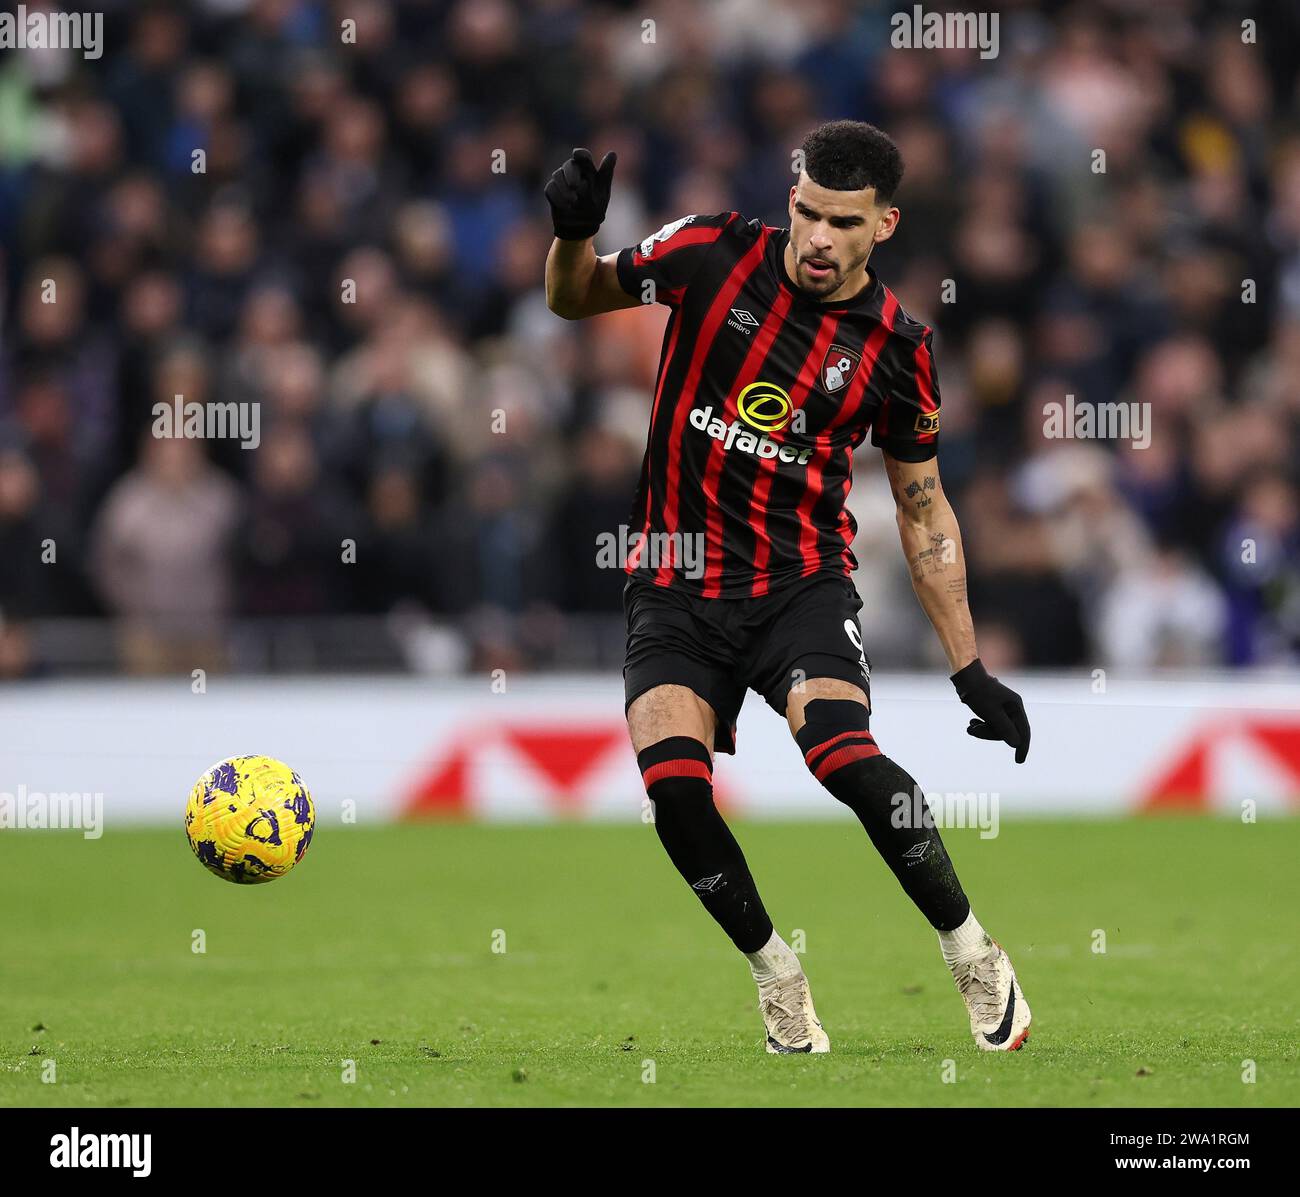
{"left": 951, "top": 658, "right": 1030, "bottom": 764}
{"left": 545, "top": 148, "right": 617, "bottom": 240}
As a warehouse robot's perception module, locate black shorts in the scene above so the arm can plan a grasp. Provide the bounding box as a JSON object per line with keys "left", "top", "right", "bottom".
{"left": 623, "top": 571, "right": 872, "bottom": 755}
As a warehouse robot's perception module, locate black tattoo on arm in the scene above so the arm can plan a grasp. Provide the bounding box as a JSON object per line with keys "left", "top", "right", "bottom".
{"left": 910, "top": 530, "right": 954, "bottom": 579}
{"left": 902, "top": 475, "right": 937, "bottom": 509}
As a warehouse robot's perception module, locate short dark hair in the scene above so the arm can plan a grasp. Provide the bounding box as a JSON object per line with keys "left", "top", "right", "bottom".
{"left": 800, "top": 121, "right": 904, "bottom": 203}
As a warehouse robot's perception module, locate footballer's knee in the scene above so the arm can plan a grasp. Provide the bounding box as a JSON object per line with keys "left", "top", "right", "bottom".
{"left": 794, "top": 698, "right": 922, "bottom": 820}
{"left": 786, "top": 676, "right": 868, "bottom": 736}
{"left": 793, "top": 698, "right": 881, "bottom": 786}
{"left": 636, "top": 735, "right": 713, "bottom": 807}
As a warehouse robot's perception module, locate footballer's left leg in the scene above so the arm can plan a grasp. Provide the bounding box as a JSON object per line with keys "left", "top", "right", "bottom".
{"left": 786, "top": 676, "right": 1031, "bottom": 1052}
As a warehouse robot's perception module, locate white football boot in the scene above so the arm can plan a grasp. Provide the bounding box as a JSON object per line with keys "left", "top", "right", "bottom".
{"left": 949, "top": 936, "right": 1032, "bottom": 1052}
{"left": 759, "top": 971, "right": 830, "bottom": 1054}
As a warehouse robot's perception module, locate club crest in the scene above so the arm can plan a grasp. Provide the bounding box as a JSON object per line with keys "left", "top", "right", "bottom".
{"left": 820, "top": 345, "right": 861, "bottom": 394}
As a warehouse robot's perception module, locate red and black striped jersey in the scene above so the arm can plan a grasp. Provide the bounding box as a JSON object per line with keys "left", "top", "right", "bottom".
{"left": 615, "top": 211, "right": 941, "bottom": 599}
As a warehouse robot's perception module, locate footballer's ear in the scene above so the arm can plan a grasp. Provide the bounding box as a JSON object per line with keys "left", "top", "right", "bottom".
{"left": 873, "top": 206, "right": 900, "bottom": 245}
{"left": 788, "top": 185, "right": 798, "bottom": 217}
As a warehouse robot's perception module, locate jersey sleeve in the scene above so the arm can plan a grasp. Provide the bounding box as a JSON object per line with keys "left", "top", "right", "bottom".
{"left": 870, "top": 326, "right": 941, "bottom": 462}
{"left": 615, "top": 212, "right": 736, "bottom": 307}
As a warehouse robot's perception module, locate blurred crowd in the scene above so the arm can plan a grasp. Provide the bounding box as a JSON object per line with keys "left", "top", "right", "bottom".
{"left": 0, "top": 0, "right": 1297, "bottom": 677}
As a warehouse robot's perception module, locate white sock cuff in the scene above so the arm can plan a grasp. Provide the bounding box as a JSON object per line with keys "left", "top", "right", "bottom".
{"left": 745, "top": 929, "right": 800, "bottom": 984}
{"left": 937, "top": 909, "right": 988, "bottom": 961}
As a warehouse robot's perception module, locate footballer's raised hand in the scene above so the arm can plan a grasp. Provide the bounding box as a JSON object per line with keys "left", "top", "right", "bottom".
{"left": 951, "top": 658, "right": 1031, "bottom": 764}
{"left": 545, "top": 147, "right": 617, "bottom": 241}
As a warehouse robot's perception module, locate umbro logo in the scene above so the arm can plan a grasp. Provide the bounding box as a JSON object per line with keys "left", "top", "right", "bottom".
{"left": 902, "top": 841, "right": 930, "bottom": 865}
{"left": 692, "top": 873, "right": 725, "bottom": 893}
{"left": 727, "top": 308, "right": 760, "bottom": 334}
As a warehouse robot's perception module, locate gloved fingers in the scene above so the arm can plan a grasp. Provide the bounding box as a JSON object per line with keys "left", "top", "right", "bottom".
{"left": 968, "top": 704, "right": 1017, "bottom": 745}
{"left": 1007, "top": 699, "right": 1031, "bottom": 763}
{"left": 545, "top": 174, "right": 579, "bottom": 208}
{"left": 566, "top": 148, "right": 598, "bottom": 189}
{"left": 561, "top": 157, "right": 585, "bottom": 188}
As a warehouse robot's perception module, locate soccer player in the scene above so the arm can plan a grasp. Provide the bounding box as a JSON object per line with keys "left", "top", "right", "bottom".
{"left": 544, "top": 121, "right": 1032, "bottom": 1054}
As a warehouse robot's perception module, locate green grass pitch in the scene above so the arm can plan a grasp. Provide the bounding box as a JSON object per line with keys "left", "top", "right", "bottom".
{"left": 1, "top": 817, "right": 1297, "bottom": 1107}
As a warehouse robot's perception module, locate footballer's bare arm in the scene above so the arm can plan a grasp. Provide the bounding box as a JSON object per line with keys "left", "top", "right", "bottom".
{"left": 543, "top": 147, "right": 629, "bottom": 318}
{"left": 545, "top": 241, "right": 640, "bottom": 320}
{"left": 882, "top": 451, "right": 977, "bottom": 673}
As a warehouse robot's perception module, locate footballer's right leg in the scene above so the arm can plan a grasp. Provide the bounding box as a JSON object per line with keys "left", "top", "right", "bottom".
{"left": 628, "top": 684, "right": 773, "bottom": 953}
{"left": 628, "top": 684, "right": 829, "bottom": 1054}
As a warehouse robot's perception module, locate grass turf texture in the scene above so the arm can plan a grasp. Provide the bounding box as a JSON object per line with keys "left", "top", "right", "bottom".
{"left": 1, "top": 818, "right": 1297, "bottom": 1108}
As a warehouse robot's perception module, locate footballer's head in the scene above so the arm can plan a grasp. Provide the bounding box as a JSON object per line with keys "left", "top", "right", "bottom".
{"left": 787, "top": 121, "right": 903, "bottom": 299}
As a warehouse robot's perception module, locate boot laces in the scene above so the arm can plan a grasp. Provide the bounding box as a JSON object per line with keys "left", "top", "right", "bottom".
{"left": 761, "top": 974, "right": 811, "bottom": 1044}
{"left": 955, "top": 952, "right": 1004, "bottom": 1025}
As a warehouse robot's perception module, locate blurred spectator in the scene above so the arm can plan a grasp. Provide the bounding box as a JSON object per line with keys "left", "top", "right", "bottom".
{"left": 1098, "top": 543, "right": 1228, "bottom": 668}
{"left": 536, "top": 422, "right": 641, "bottom": 613}
{"left": 0, "top": 449, "right": 60, "bottom": 617}
{"left": 354, "top": 461, "right": 437, "bottom": 614}
{"left": 1218, "top": 471, "right": 1300, "bottom": 665}
{"left": 430, "top": 454, "right": 536, "bottom": 616}
{"left": 233, "top": 422, "right": 357, "bottom": 617}
{"left": 0, "top": 614, "right": 38, "bottom": 680}
{"left": 89, "top": 432, "right": 239, "bottom": 673}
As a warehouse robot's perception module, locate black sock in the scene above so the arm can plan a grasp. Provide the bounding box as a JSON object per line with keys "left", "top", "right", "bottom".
{"left": 797, "top": 705, "right": 970, "bottom": 931}
{"left": 637, "top": 736, "right": 774, "bottom": 953}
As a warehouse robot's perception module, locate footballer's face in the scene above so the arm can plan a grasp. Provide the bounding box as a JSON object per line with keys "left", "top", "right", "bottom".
{"left": 786, "top": 174, "right": 899, "bottom": 301}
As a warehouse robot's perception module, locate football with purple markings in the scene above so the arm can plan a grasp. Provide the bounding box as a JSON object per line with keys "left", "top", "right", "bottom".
{"left": 184, "top": 756, "right": 315, "bottom": 884}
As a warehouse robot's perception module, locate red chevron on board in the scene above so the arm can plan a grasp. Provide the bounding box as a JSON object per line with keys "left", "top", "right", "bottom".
{"left": 503, "top": 727, "right": 625, "bottom": 810}
{"left": 1140, "top": 718, "right": 1300, "bottom": 811}
{"left": 403, "top": 746, "right": 471, "bottom": 817}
